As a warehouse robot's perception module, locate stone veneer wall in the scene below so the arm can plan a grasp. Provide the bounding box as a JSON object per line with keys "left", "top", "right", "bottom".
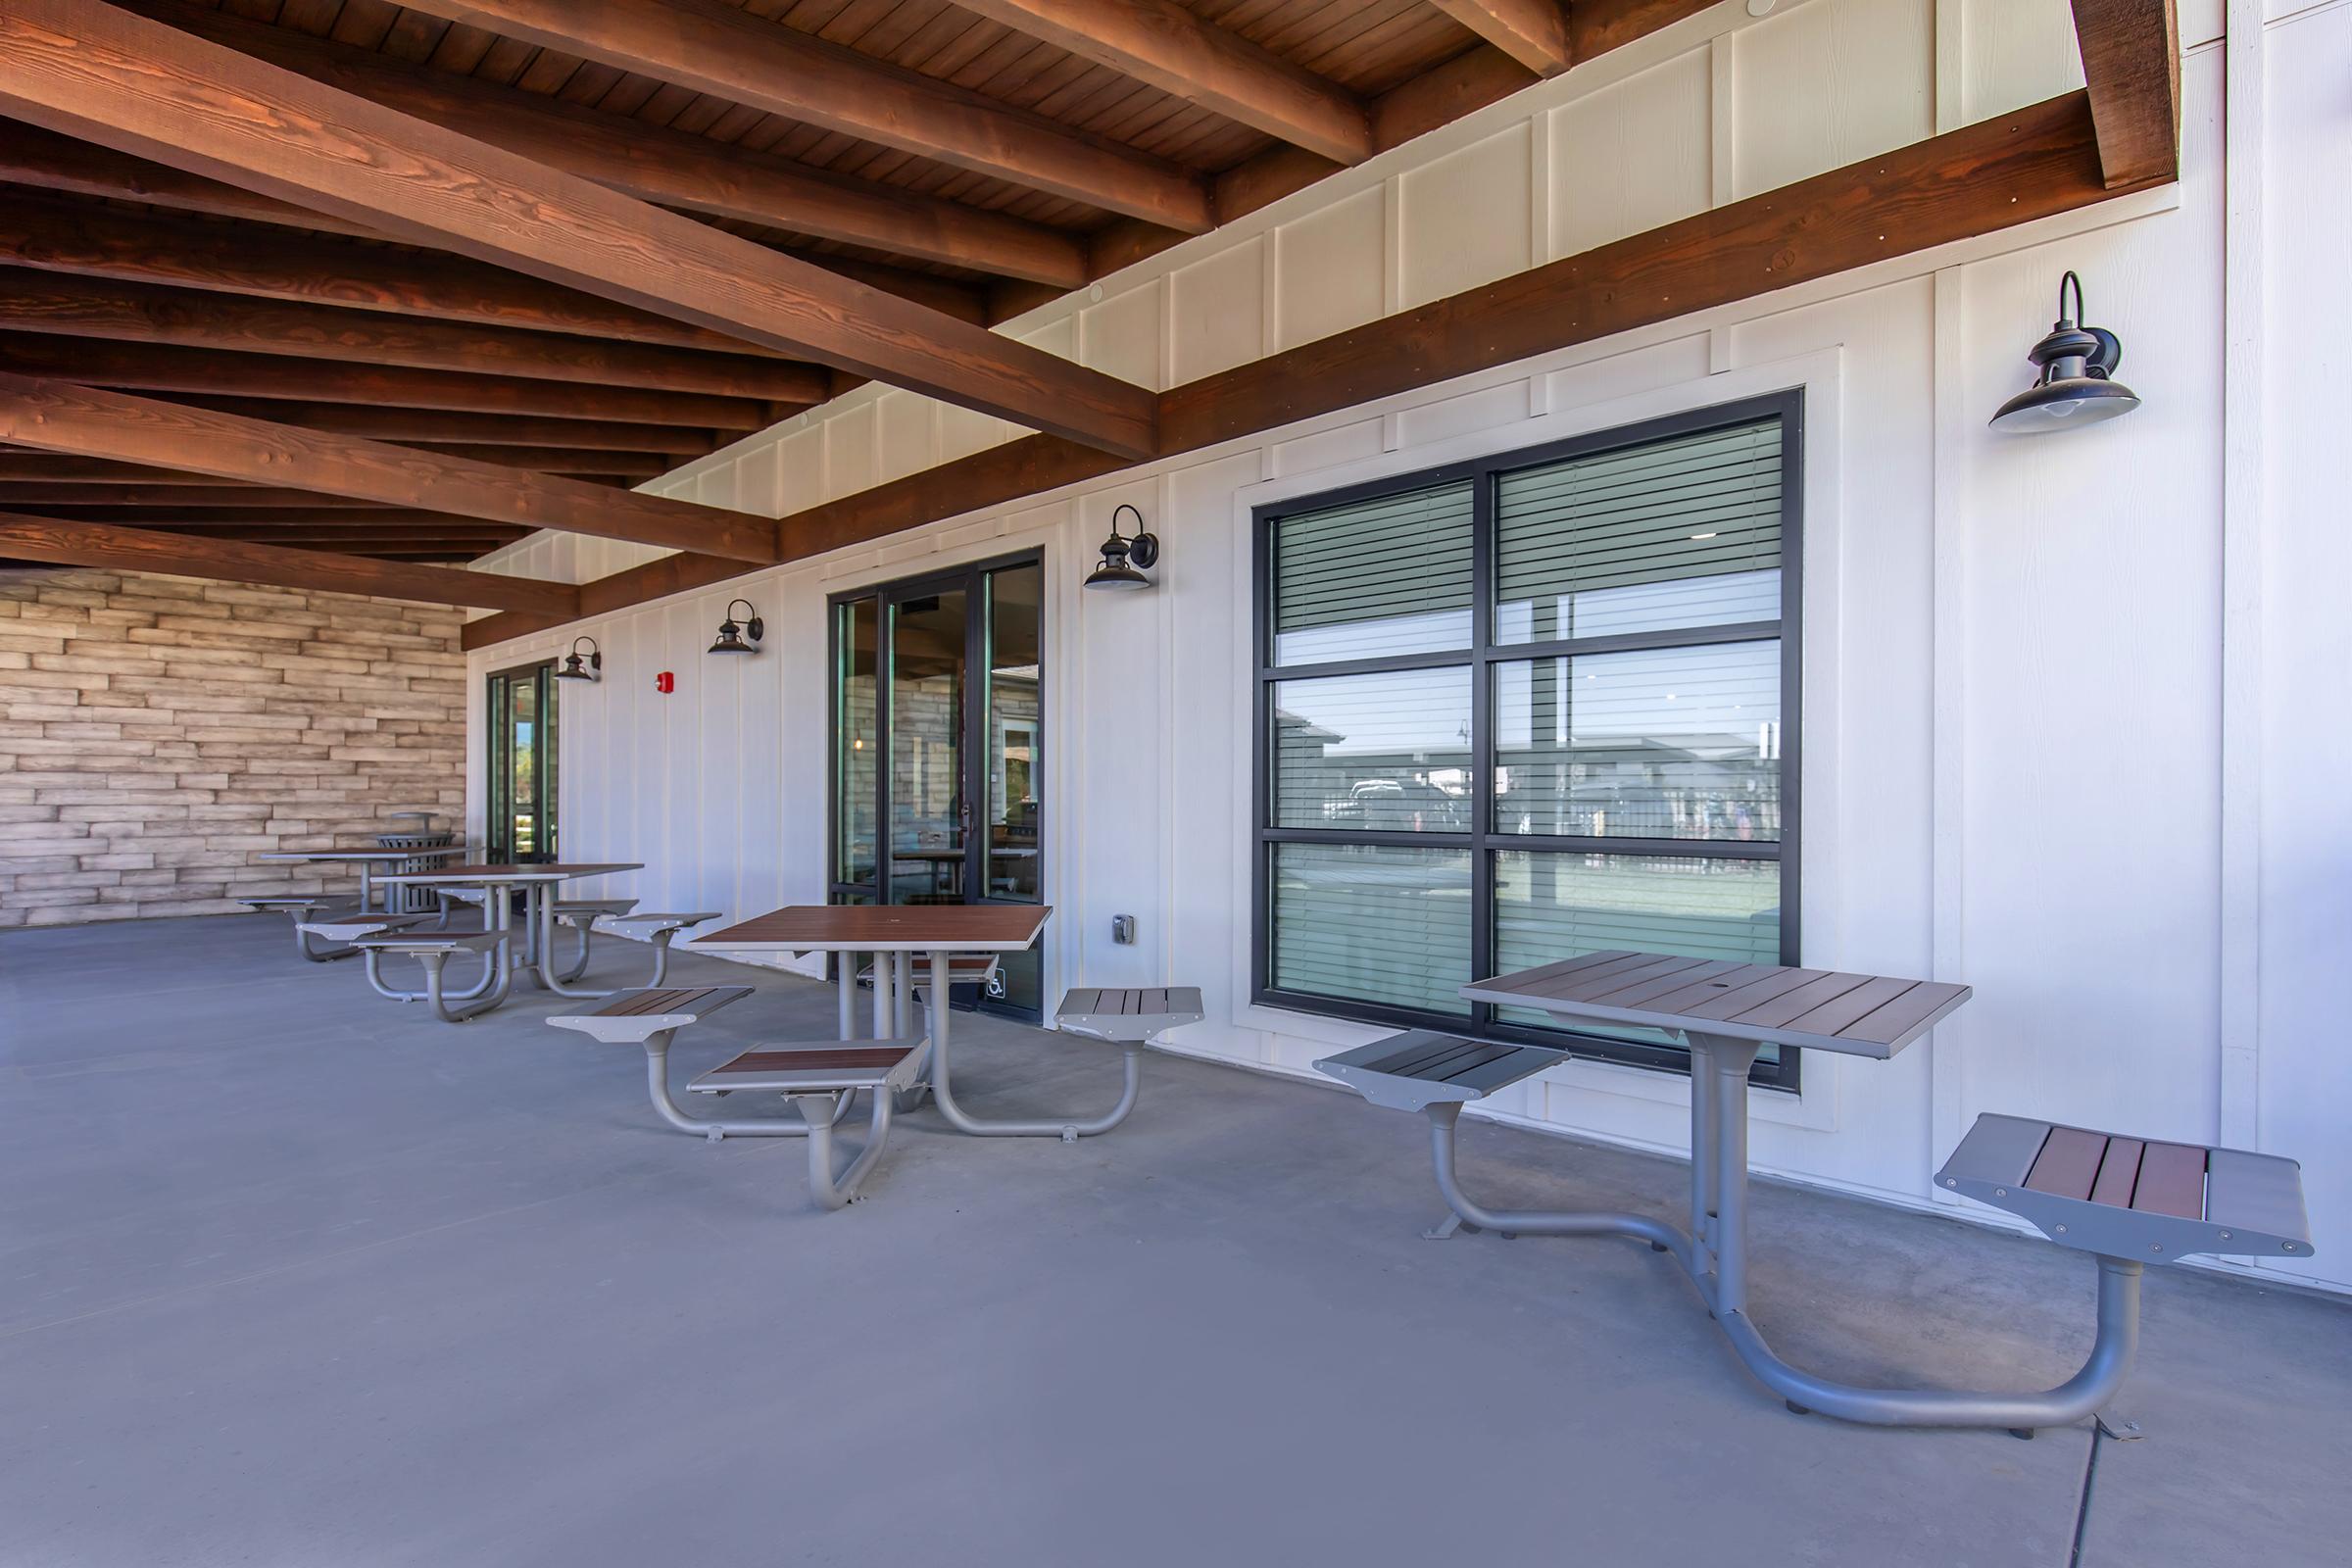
{"left": 0, "top": 568, "right": 465, "bottom": 928}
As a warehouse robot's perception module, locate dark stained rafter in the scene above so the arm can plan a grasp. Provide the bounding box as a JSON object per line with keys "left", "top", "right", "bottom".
{"left": 0, "top": 375, "right": 783, "bottom": 563}
{"left": 0, "top": 510, "right": 576, "bottom": 612}
{"left": 382, "top": 0, "right": 1214, "bottom": 232}
{"left": 1430, "top": 0, "right": 1574, "bottom": 76}
{"left": 0, "top": 0, "right": 1162, "bottom": 459}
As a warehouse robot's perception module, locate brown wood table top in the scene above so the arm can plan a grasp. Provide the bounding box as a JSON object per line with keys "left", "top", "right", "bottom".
{"left": 691, "top": 904, "right": 1052, "bottom": 955}
{"left": 375, "top": 862, "right": 642, "bottom": 883}
{"left": 1458, "top": 951, "right": 1971, "bottom": 1061}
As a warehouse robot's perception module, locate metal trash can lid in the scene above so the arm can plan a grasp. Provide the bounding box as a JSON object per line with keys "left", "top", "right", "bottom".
{"left": 377, "top": 810, "right": 455, "bottom": 851}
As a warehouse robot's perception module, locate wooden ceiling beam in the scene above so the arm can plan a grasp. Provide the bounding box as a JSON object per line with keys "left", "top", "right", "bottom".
{"left": 121, "top": 0, "right": 1093, "bottom": 289}
{"left": 0, "top": 271, "right": 830, "bottom": 404}
{"left": 2069, "top": 0, "right": 2180, "bottom": 188}
{"left": 0, "top": 511, "right": 576, "bottom": 612}
{"left": 1430, "top": 0, "right": 1573, "bottom": 76}
{"left": 0, "top": 375, "right": 780, "bottom": 562}
{"left": 0, "top": 336, "right": 773, "bottom": 429}
{"left": 951, "top": 0, "right": 1372, "bottom": 164}
{"left": 0, "top": 120, "right": 376, "bottom": 238}
{"left": 1, "top": 1, "right": 1159, "bottom": 459}
{"left": 36, "top": 507, "right": 535, "bottom": 528}
{"left": 468, "top": 87, "right": 2174, "bottom": 648}
{"left": 154, "top": 400, "right": 715, "bottom": 454}
{"left": 383, "top": 0, "right": 1211, "bottom": 233}
{"left": 0, "top": 483, "right": 401, "bottom": 508}
{"left": 0, "top": 193, "right": 815, "bottom": 360}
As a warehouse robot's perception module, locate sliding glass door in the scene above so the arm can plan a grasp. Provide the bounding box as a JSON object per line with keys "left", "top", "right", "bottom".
{"left": 830, "top": 553, "right": 1044, "bottom": 1017}
{"left": 485, "top": 660, "right": 557, "bottom": 863}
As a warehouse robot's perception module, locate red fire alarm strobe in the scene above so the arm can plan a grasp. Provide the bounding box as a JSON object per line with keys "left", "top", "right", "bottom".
{"left": 654, "top": 671, "right": 675, "bottom": 694}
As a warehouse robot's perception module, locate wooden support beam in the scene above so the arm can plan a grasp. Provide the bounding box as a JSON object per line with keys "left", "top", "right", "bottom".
{"left": 0, "top": 483, "right": 398, "bottom": 508}
{"left": 951, "top": 0, "right": 1371, "bottom": 163}
{"left": 468, "top": 88, "right": 2172, "bottom": 648}
{"left": 0, "top": 120, "right": 375, "bottom": 237}
{"left": 0, "top": 376, "right": 779, "bottom": 562}
{"left": 1430, "top": 0, "right": 1573, "bottom": 76}
{"left": 155, "top": 401, "right": 715, "bottom": 454}
{"left": 0, "top": 336, "right": 772, "bottom": 429}
{"left": 0, "top": 271, "right": 830, "bottom": 404}
{"left": 1, "top": 1, "right": 1160, "bottom": 459}
{"left": 382, "top": 0, "right": 1211, "bottom": 233}
{"left": 0, "top": 194, "right": 808, "bottom": 360}
{"left": 0, "top": 510, "right": 576, "bottom": 612}
{"left": 41, "top": 507, "right": 529, "bottom": 529}
{"left": 2070, "top": 0, "right": 2180, "bottom": 187}
{"left": 122, "top": 0, "right": 1094, "bottom": 290}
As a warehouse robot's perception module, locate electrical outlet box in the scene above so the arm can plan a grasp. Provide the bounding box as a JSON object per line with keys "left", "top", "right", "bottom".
{"left": 1110, "top": 913, "right": 1136, "bottom": 945}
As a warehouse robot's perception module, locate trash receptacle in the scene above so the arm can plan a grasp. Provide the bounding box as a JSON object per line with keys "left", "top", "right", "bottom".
{"left": 376, "top": 811, "right": 456, "bottom": 914}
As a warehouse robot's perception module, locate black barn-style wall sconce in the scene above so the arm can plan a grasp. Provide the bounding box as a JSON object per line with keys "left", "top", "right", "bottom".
{"left": 1084, "top": 503, "right": 1159, "bottom": 591}
{"left": 1990, "top": 270, "right": 2141, "bottom": 433}
{"left": 553, "top": 635, "right": 601, "bottom": 682}
{"left": 709, "top": 599, "right": 763, "bottom": 655}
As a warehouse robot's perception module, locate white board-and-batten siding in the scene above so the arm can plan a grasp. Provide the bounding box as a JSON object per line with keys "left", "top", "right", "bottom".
{"left": 466, "top": 0, "right": 2352, "bottom": 1294}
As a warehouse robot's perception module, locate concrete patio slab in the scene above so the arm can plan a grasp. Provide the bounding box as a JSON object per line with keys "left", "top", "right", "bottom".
{"left": 1, "top": 915, "right": 2341, "bottom": 1566}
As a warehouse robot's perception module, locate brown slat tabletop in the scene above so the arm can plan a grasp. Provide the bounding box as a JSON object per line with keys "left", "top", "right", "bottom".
{"left": 691, "top": 904, "right": 1053, "bottom": 955}
{"left": 376, "top": 862, "right": 642, "bottom": 883}
{"left": 1459, "top": 950, "right": 1971, "bottom": 1059}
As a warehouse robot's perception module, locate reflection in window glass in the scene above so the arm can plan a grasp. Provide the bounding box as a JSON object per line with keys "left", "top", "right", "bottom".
{"left": 986, "top": 565, "right": 1043, "bottom": 904}
{"left": 1496, "top": 420, "right": 1781, "bottom": 643}
{"left": 1494, "top": 851, "right": 1783, "bottom": 1060}
{"left": 1272, "top": 482, "right": 1472, "bottom": 663}
{"left": 889, "top": 590, "right": 967, "bottom": 905}
{"left": 834, "top": 598, "right": 878, "bottom": 885}
{"left": 1271, "top": 666, "right": 1471, "bottom": 832}
{"left": 1494, "top": 644, "right": 1781, "bottom": 840}
{"left": 1272, "top": 843, "right": 1471, "bottom": 1015}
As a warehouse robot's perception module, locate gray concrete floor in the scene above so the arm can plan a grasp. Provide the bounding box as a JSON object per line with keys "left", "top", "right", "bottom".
{"left": 1, "top": 915, "right": 2343, "bottom": 1567}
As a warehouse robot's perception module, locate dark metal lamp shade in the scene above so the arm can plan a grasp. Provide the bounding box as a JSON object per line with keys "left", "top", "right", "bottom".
{"left": 1990, "top": 271, "right": 2140, "bottom": 434}
{"left": 553, "top": 636, "right": 601, "bottom": 681}
{"left": 1084, "top": 503, "right": 1158, "bottom": 591}
{"left": 709, "top": 599, "right": 763, "bottom": 654}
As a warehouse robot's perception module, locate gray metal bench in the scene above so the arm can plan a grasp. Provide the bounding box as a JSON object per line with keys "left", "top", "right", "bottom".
{"left": 1940, "top": 1115, "right": 2312, "bottom": 1262}
{"left": 545, "top": 985, "right": 854, "bottom": 1148}
{"left": 293, "top": 909, "right": 425, "bottom": 964}
{"left": 990, "top": 985, "right": 1204, "bottom": 1142}
{"left": 1314, "top": 1031, "right": 1599, "bottom": 1240}
{"left": 690, "top": 1041, "right": 926, "bottom": 1210}
{"left": 240, "top": 895, "right": 362, "bottom": 960}
{"left": 353, "top": 929, "right": 512, "bottom": 1022}
{"left": 595, "top": 911, "right": 722, "bottom": 989}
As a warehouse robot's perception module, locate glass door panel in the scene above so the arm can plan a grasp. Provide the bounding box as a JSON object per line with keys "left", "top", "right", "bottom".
{"left": 830, "top": 553, "right": 1045, "bottom": 1020}
{"left": 887, "top": 588, "right": 969, "bottom": 905}
{"left": 834, "top": 598, "right": 880, "bottom": 888}
{"left": 486, "top": 661, "right": 556, "bottom": 863}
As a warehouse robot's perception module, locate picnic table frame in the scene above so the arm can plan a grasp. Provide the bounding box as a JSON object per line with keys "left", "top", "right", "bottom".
{"left": 257, "top": 846, "right": 469, "bottom": 912}
{"left": 1437, "top": 950, "right": 2145, "bottom": 1433}
{"left": 692, "top": 905, "right": 1117, "bottom": 1139}
{"left": 376, "top": 862, "right": 643, "bottom": 1002}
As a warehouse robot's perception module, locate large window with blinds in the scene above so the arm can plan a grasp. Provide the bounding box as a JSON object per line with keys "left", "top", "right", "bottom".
{"left": 1251, "top": 394, "right": 1801, "bottom": 1086}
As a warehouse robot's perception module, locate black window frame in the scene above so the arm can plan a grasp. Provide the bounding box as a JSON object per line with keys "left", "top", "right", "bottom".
{"left": 825, "top": 546, "right": 1049, "bottom": 1022}
{"left": 484, "top": 657, "right": 558, "bottom": 864}
{"left": 1250, "top": 391, "right": 1804, "bottom": 1090}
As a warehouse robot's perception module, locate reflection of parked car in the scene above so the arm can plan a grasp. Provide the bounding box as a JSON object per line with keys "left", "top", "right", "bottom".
{"left": 1344, "top": 777, "right": 1467, "bottom": 831}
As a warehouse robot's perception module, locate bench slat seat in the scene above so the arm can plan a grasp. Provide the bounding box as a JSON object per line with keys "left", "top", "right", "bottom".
{"left": 354, "top": 930, "right": 508, "bottom": 954}
{"left": 1055, "top": 986, "right": 1205, "bottom": 1044}
{"left": 1939, "top": 1113, "right": 2313, "bottom": 1262}
{"left": 554, "top": 898, "right": 639, "bottom": 919}
{"left": 691, "top": 1040, "right": 926, "bottom": 1096}
{"left": 605, "top": 910, "right": 720, "bottom": 932}
{"left": 546, "top": 985, "right": 754, "bottom": 1045}
{"left": 1314, "top": 1029, "right": 1569, "bottom": 1113}
{"left": 298, "top": 911, "right": 428, "bottom": 942}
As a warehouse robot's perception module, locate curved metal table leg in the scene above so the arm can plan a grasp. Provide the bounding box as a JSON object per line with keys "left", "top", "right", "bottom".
{"left": 555, "top": 917, "right": 596, "bottom": 984}
{"left": 534, "top": 886, "right": 614, "bottom": 1000}
{"left": 298, "top": 926, "right": 360, "bottom": 962}
{"left": 364, "top": 943, "right": 500, "bottom": 1004}
{"left": 922, "top": 950, "right": 1142, "bottom": 1140}
{"left": 796, "top": 1088, "right": 896, "bottom": 1209}
{"left": 420, "top": 945, "right": 514, "bottom": 1022}
{"left": 1422, "top": 1102, "right": 1692, "bottom": 1263}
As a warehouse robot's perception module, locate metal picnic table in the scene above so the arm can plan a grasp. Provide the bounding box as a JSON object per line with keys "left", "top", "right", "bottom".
{"left": 691, "top": 904, "right": 1110, "bottom": 1138}
{"left": 1404, "top": 950, "right": 2153, "bottom": 1430}
{"left": 375, "top": 862, "right": 643, "bottom": 1001}
{"left": 257, "top": 846, "right": 470, "bottom": 912}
